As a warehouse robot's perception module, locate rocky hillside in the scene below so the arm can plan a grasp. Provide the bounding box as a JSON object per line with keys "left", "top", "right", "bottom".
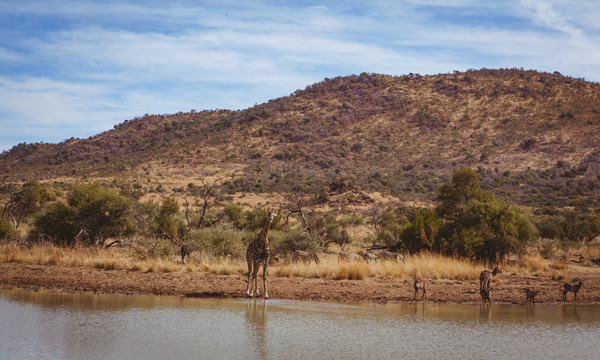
{"left": 1, "top": 69, "right": 599, "bottom": 207}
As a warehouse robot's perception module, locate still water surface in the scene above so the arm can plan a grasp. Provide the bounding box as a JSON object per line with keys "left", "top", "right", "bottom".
{"left": 1, "top": 289, "right": 600, "bottom": 360}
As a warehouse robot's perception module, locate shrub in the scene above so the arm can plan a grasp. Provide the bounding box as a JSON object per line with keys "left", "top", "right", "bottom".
{"left": 32, "top": 202, "right": 79, "bottom": 244}
{"left": 32, "top": 184, "right": 136, "bottom": 245}
{"left": 188, "top": 228, "right": 247, "bottom": 259}
{"left": 0, "top": 214, "right": 17, "bottom": 240}
{"left": 536, "top": 238, "right": 558, "bottom": 258}
{"left": 269, "top": 230, "right": 321, "bottom": 257}
{"left": 132, "top": 235, "right": 172, "bottom": 259}
{"left": 438, "top": 168, "right": 538, "bottom": 261}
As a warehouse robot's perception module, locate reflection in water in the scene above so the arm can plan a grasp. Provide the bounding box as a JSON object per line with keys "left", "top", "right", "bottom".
{"left": 562, "top": 304, "right": 582, "bottom": 322}
{"left": 1, "top": 290, "right": 600, "bottom": 360}
{"left": 245, "top": 300, "right": 268, "bottom": 359}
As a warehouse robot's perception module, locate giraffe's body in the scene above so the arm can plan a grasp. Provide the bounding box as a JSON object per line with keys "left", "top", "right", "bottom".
{"left": 246, "top": 210, "right": 276, "bottom": 298}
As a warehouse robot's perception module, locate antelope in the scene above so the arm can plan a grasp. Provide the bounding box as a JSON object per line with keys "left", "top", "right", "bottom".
{"left": 379, "top": 250, "right": 404, "bottom": 262}
{"left": 291, "top": 250, "right": 320, "bottom": 264}
{"left": 479, "top": 266, "right": 502, "bottom": 290}
{"left": 562, "top": 280, "right": 584, "bottom": 301}
{"left": 181, "top": 244, "right": 192, "bottom": 263}
{"left": 160, "top": 231, "right": 195, "bottom": 264}
{"left": 413, "top": 277, "right": 427, "bottom": 300}
{"left": 524, "top": 288, "right": 539, "bottom": 304}
{"left": 480, "top": 287, "right": 492, "bottom": 304}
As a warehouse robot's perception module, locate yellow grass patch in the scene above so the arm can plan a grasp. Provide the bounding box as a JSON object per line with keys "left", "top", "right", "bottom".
{"left": 513, "top": 254, "right": 549, "bottom": 275}
{"left": 401, "top": 253, "right": 481, "bottom": 280}
{"left": 201, "top": 258, "right": 247, "bottom": 276}
{"left": 272, "top": 253, "right": 480, "bottom": 281}
{"left": 335, "top": 262, "right": 369, "bottom": 280}
{"left": 0, "top": 243, "right": 581, "bottom": 282}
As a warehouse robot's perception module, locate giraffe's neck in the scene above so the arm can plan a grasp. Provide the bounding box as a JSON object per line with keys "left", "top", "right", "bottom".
{"left": 257, "top": 218, "right": 273, "bottom": 246}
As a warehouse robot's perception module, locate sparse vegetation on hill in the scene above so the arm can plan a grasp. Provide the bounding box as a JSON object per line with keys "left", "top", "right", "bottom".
{"left": 1, "top": 69, "right": 599, "bottom": 208}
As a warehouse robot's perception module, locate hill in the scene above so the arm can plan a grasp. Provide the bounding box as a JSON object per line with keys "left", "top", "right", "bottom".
{"left": 1, "top": 68, "right": 600, "bottom": 208}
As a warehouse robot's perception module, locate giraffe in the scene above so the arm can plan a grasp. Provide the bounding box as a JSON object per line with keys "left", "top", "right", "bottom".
{"left": 246, "top": 209, "right": 277, "bottom": 298}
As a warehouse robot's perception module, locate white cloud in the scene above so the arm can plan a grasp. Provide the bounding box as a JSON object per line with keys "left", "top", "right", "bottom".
{"left": 1, "top": 0, "right": 600, "bottom": 151}
{"left": 521, "top": 0, "right": 583, "bottom": 40}
{"left": 0, "top": 47, "right": 23, "bottom": 62}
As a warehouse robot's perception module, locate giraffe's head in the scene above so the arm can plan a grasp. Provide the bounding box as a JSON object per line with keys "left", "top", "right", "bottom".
{"left": 266, "top": 208, "right": 277, "bottom": 221}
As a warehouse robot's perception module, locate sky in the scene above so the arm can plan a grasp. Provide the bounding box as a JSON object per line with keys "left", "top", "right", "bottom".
{"left": 1, "top": 0, "right": 599, "bottom": 152}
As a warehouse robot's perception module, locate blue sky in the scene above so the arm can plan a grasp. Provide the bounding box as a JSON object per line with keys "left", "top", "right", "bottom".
{"left": 1, "top": 0, "right": 599, "bottom": 152}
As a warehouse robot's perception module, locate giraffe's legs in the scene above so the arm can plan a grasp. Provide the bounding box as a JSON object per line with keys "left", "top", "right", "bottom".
{"left": 252, "top": 260, "right": 261, "bottom": 296}
{"left": 246, "top": 257, "right": 254, "bottom": 297}
{"left": 262, "top": 260, "right": 269, "bottom": 299}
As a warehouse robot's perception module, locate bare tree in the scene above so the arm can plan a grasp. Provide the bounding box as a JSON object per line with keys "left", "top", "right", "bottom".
{"left": 275, "top": 181, "right": 314, "bottom": 233}
{"left": 186, "top": 177, "right": 225, "bottom": 229}
{"left": 365, "top": 203, "right": 387, "bottom": 237}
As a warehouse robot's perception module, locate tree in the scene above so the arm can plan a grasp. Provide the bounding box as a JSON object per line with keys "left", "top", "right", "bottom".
{"left": 1, "top": 181, "right": 55, "bottom": 230}
{"left": 437, "top": 167, "right": 491, "bottom": 220}
{"left": 270, "top": 230, "right": 322, "bottom": 256}
{"left": 400, "top": 208, "right": 441, "bottom": 254}
{"left": 276, "top": 178, "right": 315, "bottom": 233}
{"left": 534, "top": 208, "right": 600, "bottom": 244}
{"left": 32, "top": 184, "right": 136, "bottom": 245}
{"left": 438, "top": 168, "right": 537, "bottom": 261}
{"left": 32, "top": 202, "right": 78, "bottom": 244}
{"left": 370, "top": 207, "right": 409, "bottom": 250}
{"left": 156, "top": 197, "right": 181, "bottom": 236}
{"left": 186, "top": 177, "right": 225, "bottom": 229}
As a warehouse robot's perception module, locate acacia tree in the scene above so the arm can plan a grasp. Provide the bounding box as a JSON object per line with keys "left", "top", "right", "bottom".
{"left": 186, "top": 177, "right": 225, "bottom": 229}
{"left": 154, "top": 178, "right": 226, "bottom": 247}
{"left": 437, "top": 167, "right": 492, "bottom": 220}
{"left": 32, "top": 184, "right": 136, "bottom": 245}
{"left": 437, "top": 167, "right": 537, "bottom": 261}
{"left": 275, "top": 176, "right": 316, "bottom": 233}
{"left": 1, "top": 181, "right": 55, "bottom": 230}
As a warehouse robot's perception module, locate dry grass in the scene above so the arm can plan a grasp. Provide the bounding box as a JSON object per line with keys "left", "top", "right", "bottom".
{"left": 273, "top": 253, "right": 481, "bottom": 280}
{"left": 516, "top": 254, "right": 549, "bottom": 274}
{"left": 0, "top": 243, "right": 582, "bottom": 281}
{"left": 401, "top": 253, "right": 481, "bottom": 280}
{"left": 200, "top": 258, "right": 247, "bottom": 276}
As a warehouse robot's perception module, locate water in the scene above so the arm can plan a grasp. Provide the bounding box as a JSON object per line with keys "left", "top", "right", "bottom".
{"left": 1, "top": 290, "right": 600, "bottom": 360}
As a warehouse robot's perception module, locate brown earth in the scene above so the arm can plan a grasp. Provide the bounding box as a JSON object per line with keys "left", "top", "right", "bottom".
{"left": 2, "top": 263, "right": 600, "bottom": 305}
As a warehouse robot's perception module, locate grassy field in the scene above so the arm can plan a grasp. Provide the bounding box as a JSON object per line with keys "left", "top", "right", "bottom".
{"left": 0, "top": 242, "right": 578, "bottom": 281}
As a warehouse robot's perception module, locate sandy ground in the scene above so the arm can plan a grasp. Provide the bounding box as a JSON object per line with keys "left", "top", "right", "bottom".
{"left": 2, "top": 263, "right": 600, "bottom": 305}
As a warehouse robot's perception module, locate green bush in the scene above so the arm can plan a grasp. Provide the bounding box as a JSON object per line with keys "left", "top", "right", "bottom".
{"left": 399, "top": 208, "right": 442, "bottom": 253}
{"left": 32, "top": 184, "right": 136, "bottom": 245}
{"left": 373, "top": 208, "right": 409, "bottom": 249}
{"left": 224, "top": 205, "right": 282, "bottom": 232}
{"left": 269, "top": 230, "right": 321, "bottom": 257}
{"left": 532, "top": 208, "right": 600, "bottom": 245}
{"left": 32, "top": 202, "right": 79, "bottom": 244}
{"left": 0, "top": 214, "right": 17, "bottom": 240}
{"left": 188, "top": 228, "right": 247, "bottom": 259}
{"left": 132, "top": 235, "right": 173, "bottom": 259}
{"left": 436, "top": 167, "right": 538, "bottom": 261}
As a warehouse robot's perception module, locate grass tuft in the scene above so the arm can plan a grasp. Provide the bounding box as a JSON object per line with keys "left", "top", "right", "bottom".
{"left": 335, "top": 262, "right": 368, "bottom": 280}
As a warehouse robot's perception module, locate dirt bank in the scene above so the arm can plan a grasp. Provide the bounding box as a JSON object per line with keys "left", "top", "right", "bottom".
{"left": 1, "top": 263, "right": 599, "bottom": 304}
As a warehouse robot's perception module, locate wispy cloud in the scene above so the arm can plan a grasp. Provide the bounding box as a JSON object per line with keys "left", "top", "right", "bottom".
{"left": 1, "top": 0, "right": 599, "bottom": 151}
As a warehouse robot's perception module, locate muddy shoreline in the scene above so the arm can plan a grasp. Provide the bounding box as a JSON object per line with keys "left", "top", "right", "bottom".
{"left": 2, "top": 263, "right": 599, "bottom": 305}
